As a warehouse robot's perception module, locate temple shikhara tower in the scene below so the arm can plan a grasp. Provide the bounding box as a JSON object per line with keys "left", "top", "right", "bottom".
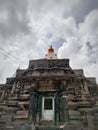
{"left": 0, "top": 46, "right": 98, "bottom": 130}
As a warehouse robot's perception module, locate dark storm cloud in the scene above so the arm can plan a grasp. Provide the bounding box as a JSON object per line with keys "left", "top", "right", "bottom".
{"left": 0, "top": 0, "right": 97, "bottom": 39}
{"left": 0, "top": 0, "right": 30, "bottom": 38}
{"left": 64, "top": 0, "right": 98, "bottom": 23}
{"left": 27, "top": 0, "right": 98, "bottom": 23}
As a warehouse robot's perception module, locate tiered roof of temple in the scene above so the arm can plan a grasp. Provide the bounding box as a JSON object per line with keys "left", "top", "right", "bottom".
{"left": 0, "top": 46, "right": 98, "bottom": 130}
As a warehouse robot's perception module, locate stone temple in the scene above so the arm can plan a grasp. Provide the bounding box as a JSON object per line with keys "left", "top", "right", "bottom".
{"left": 0, "top": 45, "right": 98, "bottom": 130}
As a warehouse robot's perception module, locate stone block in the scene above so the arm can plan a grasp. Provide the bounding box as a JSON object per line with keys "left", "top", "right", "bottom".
{"left": 7, "top": 101, "right": 18, "bottom": 106}
{"left": 15, "top": 111, "right": 28, "bottom": 119}
{"left": 0, "top": 115, "right": 13, "bottom": 125}
{"left": 20, "top": 94, "right": 30, "bottom": 100}
{"left": 4, "top": 107, "right": 19, "bottom": 114}
{"left": 13, "top": 121, "right": 22, "bottom": 130}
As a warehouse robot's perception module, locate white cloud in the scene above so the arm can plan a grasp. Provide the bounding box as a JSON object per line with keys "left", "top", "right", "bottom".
{"left": 58, "top": 9, "right": 98, "bottom": 82}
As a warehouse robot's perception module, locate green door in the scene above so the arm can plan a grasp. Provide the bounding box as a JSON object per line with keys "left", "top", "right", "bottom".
{"left": 42, "top": 97, "right": 55, "bottom": 121}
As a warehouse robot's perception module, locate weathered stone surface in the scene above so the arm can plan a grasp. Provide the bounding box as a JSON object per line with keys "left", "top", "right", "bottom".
{"left": 21, "top": 124, "right": 32, "bottom": 130}
{"left": 20, "top": 94, "right": 30, "bottom": 100}
{"left": 68, "top": 101, "right": 78, "bottom": 109}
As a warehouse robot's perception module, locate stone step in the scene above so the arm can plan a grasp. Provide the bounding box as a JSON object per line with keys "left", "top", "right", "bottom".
{"left": 35, "top": 124, "right": 77, "bottom": 130}
{"left": 5, "top": 125, "right": 15, "bottom": 130}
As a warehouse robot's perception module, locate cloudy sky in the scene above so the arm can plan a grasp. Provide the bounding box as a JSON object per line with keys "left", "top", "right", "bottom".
{"left": 0, "top": 0, "right": 98, "bottom": 83}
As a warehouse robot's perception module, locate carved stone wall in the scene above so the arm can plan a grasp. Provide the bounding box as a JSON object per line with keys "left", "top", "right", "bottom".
{"left": 0, "top": 58, "right": 98, "bottom": 130}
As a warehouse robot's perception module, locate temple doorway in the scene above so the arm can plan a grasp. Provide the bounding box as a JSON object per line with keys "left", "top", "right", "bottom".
{"left": 42, "top": 97, "right": 55, "bottom": 121}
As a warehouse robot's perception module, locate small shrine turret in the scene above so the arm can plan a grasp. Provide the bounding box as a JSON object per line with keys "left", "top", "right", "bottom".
{"left": 45, "top": 45, "right": 58, "bottom": 59}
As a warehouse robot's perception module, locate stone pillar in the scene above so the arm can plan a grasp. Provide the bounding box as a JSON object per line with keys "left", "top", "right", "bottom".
{"left": 37, "top": 95, "right": 42, "bottom": 122}
{"left": 1, "top": 90, "right": 5, "bottom": 99}
{"left": 29, "top": 92, "right": 38, "bottom": 122}
{"left": 87, "top": 114, "right": 94, "bottom": 130}
{"left": 55, "top": 95, "right": 59, "bottom": 122}
{"left": 11, "top": 83, "right": 16, "bottom": 93}
{"left": 83, "top": 80, "right": 89, "bottom": 94}
{"left": 59, "top": 94, "right": 69, "bottom": 123}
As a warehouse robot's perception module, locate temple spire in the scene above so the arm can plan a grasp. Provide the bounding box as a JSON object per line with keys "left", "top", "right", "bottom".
{"left": 45, "top": 45, "right": 58, "bottom": 59}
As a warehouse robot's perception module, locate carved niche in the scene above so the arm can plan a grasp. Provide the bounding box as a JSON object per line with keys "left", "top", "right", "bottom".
{"left": 38, "top": 80, "right": 55, "bottom": 91}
